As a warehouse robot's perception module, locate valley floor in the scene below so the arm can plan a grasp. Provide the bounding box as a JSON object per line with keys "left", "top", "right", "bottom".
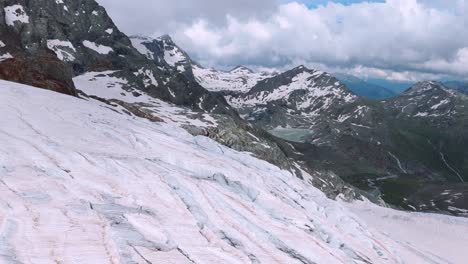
{"left": 1, "top": 80, "right": 467, "bottom": 264}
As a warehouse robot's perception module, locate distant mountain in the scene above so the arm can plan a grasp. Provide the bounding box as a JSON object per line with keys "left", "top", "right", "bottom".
{"left": 367, "top": 78, "right": 414, "bottom": 94}
{"left": 387, "top": 81, "right": 462, "bottom": 126}
{"left": 334, "top": 73, "right": 397, "bottom": 99}
{"left": 228, "top": 65, "right": 357, "bottom": 132}
{"left": 227, "top": 70, "right": 468, "bottom": 215}
{"left": 443, "top": 80, "right": 468, "bottom": 94}
{"left": 192, "top": 65, "right": 277, "bottom": 93}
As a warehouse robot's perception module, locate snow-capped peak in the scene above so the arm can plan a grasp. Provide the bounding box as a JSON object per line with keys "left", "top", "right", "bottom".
{"left": 229, "top": 65, "right": 254, "bottom": 74}
{"left": 403, "top": 81, "right": 447, "bottom": 96}
{"left": 230, "top": 66, "right": 356, "bottom": 109}
{"left": 193, "top": 64, "right": 277, "bottom": 93}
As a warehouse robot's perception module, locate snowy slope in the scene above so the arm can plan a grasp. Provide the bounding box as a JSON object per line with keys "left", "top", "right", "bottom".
{"left": 345, "top": 200, "right": 468, "bottom": 264}
{"left": 193, "top": 65, "right": 276, "bottom": 93}
{"left": 73, "top": 71, "right": 218, "bottom": 128}
{"left": 1, "top": 81, "right": 468, "bottom": 263}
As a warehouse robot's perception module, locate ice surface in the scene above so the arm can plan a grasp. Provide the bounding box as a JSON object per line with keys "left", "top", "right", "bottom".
{"left": 0, "top": 80, "right": 467, "bottom": 263}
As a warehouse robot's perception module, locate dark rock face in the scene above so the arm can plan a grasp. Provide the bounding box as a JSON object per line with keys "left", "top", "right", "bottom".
{"left": 130, "top": 35, "right": 196, "bottom": 81}
{"left": 0, "top": 0, "right": 134, "bottom": 73}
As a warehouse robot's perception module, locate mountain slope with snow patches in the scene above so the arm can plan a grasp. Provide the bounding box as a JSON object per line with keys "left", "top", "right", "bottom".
{"left": 193, "top": 65, "right": 277, "bottom": 93}
{"left": 1, "top": 81, "right": 467, "bottom": 263}
{"left": 226, "top": 65, "right": 358, "bottom": 131}
{"left": 224, "top": 67, "right": 468, "bottom": 216}
{"left": 129, "top": 35, "right": 276, "bottom": 93}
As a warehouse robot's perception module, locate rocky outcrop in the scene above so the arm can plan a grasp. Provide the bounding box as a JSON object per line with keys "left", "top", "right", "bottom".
{"left": 0, "top": 55, "right": 76, "bottom": 95}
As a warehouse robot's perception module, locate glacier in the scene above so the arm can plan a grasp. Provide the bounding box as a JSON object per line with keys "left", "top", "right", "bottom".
{"left": 1, "top": 80, "right": 467, "bottom": 264}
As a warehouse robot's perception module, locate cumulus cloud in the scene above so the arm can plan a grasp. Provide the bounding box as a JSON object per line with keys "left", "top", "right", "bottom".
{"left": 98, "top": 0, "right": 467, "bottom": 81}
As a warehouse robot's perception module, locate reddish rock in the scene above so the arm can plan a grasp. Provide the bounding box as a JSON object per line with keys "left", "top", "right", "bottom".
{"left": 0, "top": 54, "right": 77, "bottom": 96}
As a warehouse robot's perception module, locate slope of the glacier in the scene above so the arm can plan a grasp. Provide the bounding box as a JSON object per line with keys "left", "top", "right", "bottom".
{"left": 1, "top": 80, "right": 468, "bottom": 263}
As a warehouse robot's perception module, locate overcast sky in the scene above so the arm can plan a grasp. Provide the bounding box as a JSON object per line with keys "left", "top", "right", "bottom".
{"left": 96, "top": 0, "right": 467, "bottom": 81}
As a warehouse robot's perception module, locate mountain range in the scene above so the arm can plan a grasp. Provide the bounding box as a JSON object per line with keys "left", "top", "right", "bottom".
{"left": 0, "top": 0, "right": 467, "bottom": 262}
{"left": 146, "top": 35, "right": 468, "bottom": 216}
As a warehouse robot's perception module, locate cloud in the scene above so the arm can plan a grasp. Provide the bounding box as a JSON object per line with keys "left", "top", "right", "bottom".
{"left": 96, "top": 0, "right": 276, "bottom": 35}
{"left": 97, "top": 0, "right": 467, "bottom": 81}
{"left": 415, "top": 48, "right": 468, "bottom": 76}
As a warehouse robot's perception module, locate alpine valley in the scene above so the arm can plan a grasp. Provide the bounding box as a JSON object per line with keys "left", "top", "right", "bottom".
{"left": 0, "top": 0, "right": 467, "bottom": 263}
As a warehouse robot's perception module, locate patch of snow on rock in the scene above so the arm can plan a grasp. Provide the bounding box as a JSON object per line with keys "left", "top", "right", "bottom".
{"left": 130, "top": 37, "right": 155, "bottom": 60}
{"left": 0, "top": 53, "right": 13, "bottom": 61}
{"left": 47, "top": 39, "right": 76, "bottom": 62}
{"left": 83, "top": 40, "right": 113, "bottom": 55}
{"left": 4, "top": 5, "right": 29, "bottom": 26}
{"left": 163, "top": 47, "right": 185, "bottom": 67}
